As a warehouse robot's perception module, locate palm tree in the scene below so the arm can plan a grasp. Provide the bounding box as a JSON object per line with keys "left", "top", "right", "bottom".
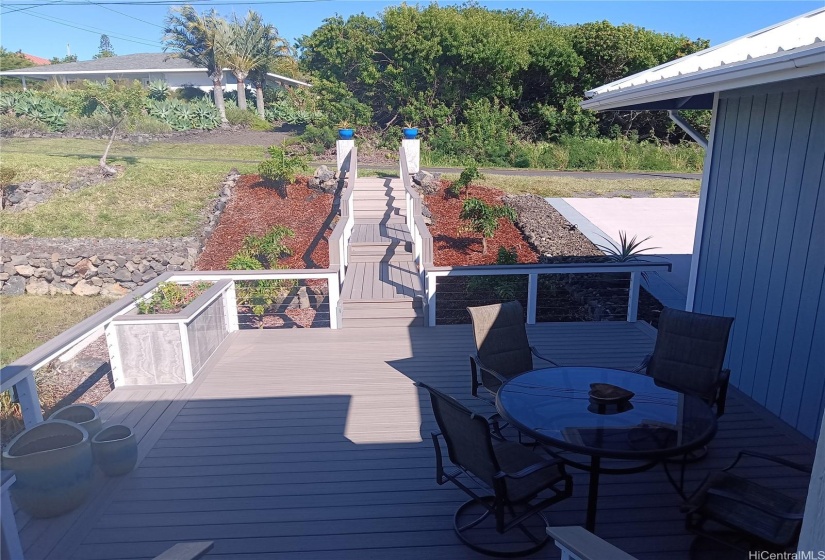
{"left": 221, "top": 11, "right": 271, "bottom": 111}
{"left": 163, "top": 6, "right": 229, "bottom": 124}
{"left": 247, "top": 19, "right": 291, "bottom": 119}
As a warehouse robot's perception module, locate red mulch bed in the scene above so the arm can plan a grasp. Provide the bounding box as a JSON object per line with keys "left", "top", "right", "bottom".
{"left": 196, "top": 175, "right": 334, "bottom": 273}
{"left": 425, "top": 181, "right": 539, "bottom": 266}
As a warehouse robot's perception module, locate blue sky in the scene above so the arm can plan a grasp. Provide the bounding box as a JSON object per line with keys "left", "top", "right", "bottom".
{"left": 1, "top": 1, "right": 821, "bottom": 62}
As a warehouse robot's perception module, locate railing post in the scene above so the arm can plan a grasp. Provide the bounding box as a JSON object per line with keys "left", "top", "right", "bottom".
{"left": 224, "top": 283, "right": 239, "bottom": 333}
{"left": 527, "top": 273, "right": 538, "bottom": 325}
{"left": 328, "top": 273, "right": 340, "bottom": 329}
{"left": 627, "top": 271, "right": 640, "bottom": 322}
{"left": 15, "top": 373, "right": 43, "bottom": 427}
{"left": 427, "top": 273, "right": 437, "bottom": 327}
{"left": 104, "top": 321, "right": 125, "bottom": 387}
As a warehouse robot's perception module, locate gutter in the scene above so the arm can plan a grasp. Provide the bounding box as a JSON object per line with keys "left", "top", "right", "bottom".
{"left": 668, "top": 110, "right": 708, "bottom": 149}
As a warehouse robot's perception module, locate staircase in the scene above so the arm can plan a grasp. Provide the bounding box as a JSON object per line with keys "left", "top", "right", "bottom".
{"left": 340, "top": 177, "right": 425, "bottom": 328}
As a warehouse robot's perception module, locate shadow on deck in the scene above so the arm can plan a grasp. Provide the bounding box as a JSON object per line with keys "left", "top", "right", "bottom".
{"left": 16, "top": 322, "right": 815, "bottom": 560}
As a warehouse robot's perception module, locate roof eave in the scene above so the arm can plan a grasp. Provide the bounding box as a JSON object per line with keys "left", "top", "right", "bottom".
{"left": 581, "top": 44, "right": 825, "bottom": 111}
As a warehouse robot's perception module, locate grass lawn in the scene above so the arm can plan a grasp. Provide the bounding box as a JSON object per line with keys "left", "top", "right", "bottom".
{"left": 0, "top": 295, "right": 111, "bottom": 367}
{"left": 0, "top": 138, "right": 259, "bottom": 238}
{"left": 441, "top": 173, "right": 700, "bottom": 198}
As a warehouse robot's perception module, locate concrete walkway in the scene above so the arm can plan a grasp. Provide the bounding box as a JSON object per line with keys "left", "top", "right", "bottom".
{"left": 548, "top": 198, "right": 700, "bottom": 309}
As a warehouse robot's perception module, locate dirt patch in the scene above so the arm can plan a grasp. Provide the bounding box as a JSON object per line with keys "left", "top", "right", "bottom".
{"left": 196, "top": 174, "right": 334, "bottom": 272}
{"left": 425, "top": 182, "right": 539, "bottom": 266}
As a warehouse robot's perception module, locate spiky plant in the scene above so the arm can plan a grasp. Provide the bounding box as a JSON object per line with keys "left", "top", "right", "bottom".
{"left": 595, "top": 231, "right": 661, "bottom": 282}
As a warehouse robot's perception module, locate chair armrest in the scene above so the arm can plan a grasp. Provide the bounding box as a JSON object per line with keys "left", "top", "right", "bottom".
{"left": 706, "top": 488, "right": 805, "bottom": 520}
{"left": 530, "top": 346, "right": 558, "bottom": 367}
{"left": 470, "top": 354, "right": 510, "bottom": 385}
{"left": 724, "top": 450, "right": 812, "bottom": 474}
{"left": 631, "top": 354, "right": 652, "bottom": 373}
{"left": 493, "top": 458, "right": 562, "bottom": 481}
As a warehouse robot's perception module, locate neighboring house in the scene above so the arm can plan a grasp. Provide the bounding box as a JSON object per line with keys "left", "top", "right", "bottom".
{"left": 582, "top": 8, "right": 824, "bottom": 548}
{"left": 20, "top": 53, "right": 50, "bottom": 66}
{"left": 0, "top": 52, "right": 310, "bottom": 90}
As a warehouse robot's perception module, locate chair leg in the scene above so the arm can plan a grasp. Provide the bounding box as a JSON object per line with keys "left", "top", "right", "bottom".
{"left": 453, "top": 497, "right": 550, "bottom": 558}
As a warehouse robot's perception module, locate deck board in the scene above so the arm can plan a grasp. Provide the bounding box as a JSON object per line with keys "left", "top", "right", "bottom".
{"left": 341, "top": 261, "right": 423, "bottom": 301}
{"left": 16, "top": 323, "right": 815, "bottom": 560}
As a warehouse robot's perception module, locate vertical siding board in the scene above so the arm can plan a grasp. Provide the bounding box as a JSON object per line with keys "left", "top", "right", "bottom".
{"left": 797, "top": 279, "right": 825, "bottom": 439}
{"left": 710, "top": 95, "right": 753, "bottom": 316}
{"left": 740, "top": 89, "right": 799, "bottom": 402}
{"left": 695, "top": 97, "right": 739, "bottom": 311}
{"left": 726, "top": 93, "right": 782, "bottom": 388}
{"left": 766, "top": 87, "right": 823, "bottom": 417}
{"left": 754, "top": 89, "right": 812, "bottom": 409}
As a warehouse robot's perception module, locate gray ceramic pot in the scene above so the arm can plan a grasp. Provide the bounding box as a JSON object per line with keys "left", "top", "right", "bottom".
{"left": 2, "top": 420, "right": 93, "bottom": 518}
{"left": 50, "top": 403, "right": 102, "bottom": 438}
{"left": 91, "top": 425, "right": 137, "bottom": 476}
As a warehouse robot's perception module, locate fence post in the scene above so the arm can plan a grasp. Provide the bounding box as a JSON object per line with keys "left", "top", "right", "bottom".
{"left": 527, "top": 273, "right": 538, "bottom": 325}
{"left": 627, "top": 271, "right": 640, "bottom": 322}
{"left": 427, "top": 273, "right": 437, "bottom": 327}
{"left": 15, "top": 373, "right": 43, "bottom": 427}
{"left": 328, "top": 273, "right": 340, "bottom": 329}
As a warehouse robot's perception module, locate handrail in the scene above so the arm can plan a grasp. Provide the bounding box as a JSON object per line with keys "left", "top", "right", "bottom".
{"left": 1, "top": 266, "right": 342, "bottom": 428}
{"left": 399, "top": 145, "right": 434, "bottom": 297}
{"left": 329, "top": 145, "right": 357, "bottom": 289}
{"left": 111, "top": 279, "right": 234, "bottom": 325}
{"left": 424, "top": 261, "right": 672, "bottom": 327}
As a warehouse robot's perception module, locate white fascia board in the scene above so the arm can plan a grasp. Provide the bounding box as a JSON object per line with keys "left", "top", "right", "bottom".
{"left": 581, "top": 44, "right": 825, "bottom": 111}
{"left": 265, "top": 72, "right": 311, "bottom": 87}
{"left": 0, "top": 68, "right": 206, "bottom": 76}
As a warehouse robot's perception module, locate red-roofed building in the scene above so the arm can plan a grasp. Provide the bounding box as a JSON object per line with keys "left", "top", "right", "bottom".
{"left": 20, "top": 53, "right": 50, "bottom": 66}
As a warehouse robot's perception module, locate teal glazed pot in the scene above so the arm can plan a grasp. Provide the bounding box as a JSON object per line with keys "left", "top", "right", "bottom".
{"left": 338, "top": 128, "right": 354, "bottom": 140}
{"left": 402, "top": 127, "right": 418, "bottom": 139}
{"left": 2, "top": 420, "right": 93, "bottom": 518}
{"left": 92, "top": 425, "right": 137, "bottom": 476}
{"left": 51, "top": 403, "right": 102, "bottom": 438}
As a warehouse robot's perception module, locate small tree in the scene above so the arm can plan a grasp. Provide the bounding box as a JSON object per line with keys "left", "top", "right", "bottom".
{"left": 94, "top": 35, "right": 116, "bottom": 59}
{"left": 447, "top": 164, "right": 481, "bottom": 198}
{"left": 459, "top": 197, "right": 516, "bottom": 254}
{"left": 258, "top": 143, "right": 309, "bottom": 196}
{"left": 80, "top": 79, "right": 145, "bottom": 174}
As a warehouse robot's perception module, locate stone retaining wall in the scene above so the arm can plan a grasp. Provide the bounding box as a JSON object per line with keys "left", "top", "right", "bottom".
{"left": 0, "top": 169, "right": 239, "bottom": 297}
{"left": 0, "top": 237, "right": 201, "bottom": 297}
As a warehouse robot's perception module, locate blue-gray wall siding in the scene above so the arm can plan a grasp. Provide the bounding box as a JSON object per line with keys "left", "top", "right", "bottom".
{"left": 694, "top": 76, "right": 825, "bottom": 441}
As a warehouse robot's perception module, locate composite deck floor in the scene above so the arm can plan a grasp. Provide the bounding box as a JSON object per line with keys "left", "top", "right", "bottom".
{"left": 16, "top": 322, "right": 816, "bottom": 560}
{"left": 340, "top": 261, "right": 422, "bottom": 301}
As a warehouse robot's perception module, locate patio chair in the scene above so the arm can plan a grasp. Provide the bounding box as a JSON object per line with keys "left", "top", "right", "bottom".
{"left": 634, "top": 307, "right": 733, "bottom": 417}
{"left": 468, "top": 301, "right": 558, "bottom": 402}
{"left": 682, "top": 450, "right": 811, "bottom": 553}
{"left": 417, "top": 382, "right": 572, "bottom": 557}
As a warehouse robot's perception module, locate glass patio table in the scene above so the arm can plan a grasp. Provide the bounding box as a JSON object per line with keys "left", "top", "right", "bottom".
{"left": 496, "top": 366, "right": 718, "bottom": 532}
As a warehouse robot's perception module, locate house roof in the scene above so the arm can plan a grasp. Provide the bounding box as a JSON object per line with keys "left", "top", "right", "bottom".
{"left": 581, "top": 7, "right": 825, "bottom": 111}
{"left": 22, "top": 53, "right": 50, "bottom": 66}
{"left": 0, "top": 52, "right": 311, "bottom": 87}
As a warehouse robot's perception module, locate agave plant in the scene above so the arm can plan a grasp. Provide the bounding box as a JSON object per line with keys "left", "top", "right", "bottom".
{"left": 595, "top": 231, "right": 661, "bottom": 282}
{"left": 147, "top": 80, "right": 170, "bottom": 101}
{"left": 0, "top": 93, "right": 17, "bottom": 114}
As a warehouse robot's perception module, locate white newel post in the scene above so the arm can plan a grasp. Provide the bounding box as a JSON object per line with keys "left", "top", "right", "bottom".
{"left": 401, "top": 139, "right": 420, "bottom": 175}
{"left": 336, "top": 140, "right": 355, "bottom": 175}
{"left": 798, "top": 413, "right": 825, "bottom": 553}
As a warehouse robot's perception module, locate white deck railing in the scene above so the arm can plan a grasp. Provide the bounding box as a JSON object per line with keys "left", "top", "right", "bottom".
{"left": 329, "top": 145, "right": 357, "bottom": 290}
{"left": 0, "top": 268, "right": 342, "bottom": 429}
{"left": 399, "top": 146, "right": 434, "bottom": 288}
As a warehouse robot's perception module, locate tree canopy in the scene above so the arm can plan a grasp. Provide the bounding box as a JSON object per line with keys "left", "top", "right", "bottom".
{"left": 297, "top": 5, "right": 710, "bottom": 142}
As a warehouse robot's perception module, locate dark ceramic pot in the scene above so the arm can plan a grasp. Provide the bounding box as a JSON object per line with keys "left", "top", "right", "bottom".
{"left": 50, "top": 403, "right": 102, "bottom": 438}
{"left": 2, "top": 420, "right": 93, "bottom": 518}
{"left": 92, "top": 425, "right": 137, "bottom": 476}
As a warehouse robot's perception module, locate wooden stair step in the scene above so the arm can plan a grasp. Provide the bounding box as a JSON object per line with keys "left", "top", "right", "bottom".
{"left": 348, "top": 253, "right": 414, "bottom": 263}
{"left": 343, "top": 316, "right": 425, "bottom": 328}
{"left": 343, "top": 306, "right": 423, "bottom": 319}
{"left": 343, "top": 299, "right": 422, "bottom": 309}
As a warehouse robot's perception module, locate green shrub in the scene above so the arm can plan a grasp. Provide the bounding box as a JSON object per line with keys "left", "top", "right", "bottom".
{"left": 135, "top": 281, "right": 213, "bottom": 314}
{"left": 258, "top": 144, "right": 309, "bottom": 190}
{"left": 124, "top": 114, "right": 174, "bottom": 135}
{"left": 174, "top": 85, "right": 209, "bottom": 101}
{"left": 63, "top": 113, "right": 109, "bottom": 136}
{"left": 227, "top": 252, "right": 264, "bottom": 271}
{"left": 0, "top": 91, "right": 67, "bottom": 131}
{"left": 250, "top": 119, "right": 273, "bottom": 132}
{"left": 145, "top": 98, "right": 220, "bottom": 130}
{"left": 241, "top": 225, "right": 294, "bottom": 268}
{"left": 147, "top": 80, "right": 170, "bottom": 101}
{"left": 224, "top": 104, "right": 264, "bottom": 127}
{"left": 467, "top": 246, "right": 524, "bottom": 300}
{"left": 299, "top": 125, "right": 338, "bottom": 155}
{"left": 459, "top": 197, "right": 517, "bottom": 254}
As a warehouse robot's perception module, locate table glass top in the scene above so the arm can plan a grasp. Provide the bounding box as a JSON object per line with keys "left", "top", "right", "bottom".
{"left": 496, "top": 367, "right": 717, "bottom": 458}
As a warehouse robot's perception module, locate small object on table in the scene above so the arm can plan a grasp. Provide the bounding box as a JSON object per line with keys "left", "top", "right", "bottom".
{"left": 589, "top": 383, "right": 635, "bottom": 404}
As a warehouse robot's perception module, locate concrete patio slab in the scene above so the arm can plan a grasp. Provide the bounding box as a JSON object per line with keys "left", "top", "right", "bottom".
{"left": 547, "top": 198, "right": 700, "bottom": 310}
